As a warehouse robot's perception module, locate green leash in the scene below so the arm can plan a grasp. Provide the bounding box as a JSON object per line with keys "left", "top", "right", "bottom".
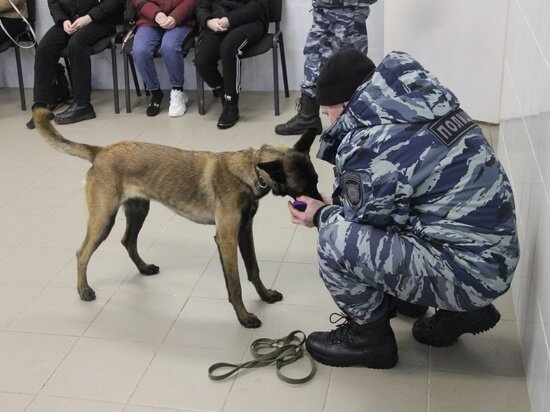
{"left": 208, "top": 330, "right": 317, "bottom": 384}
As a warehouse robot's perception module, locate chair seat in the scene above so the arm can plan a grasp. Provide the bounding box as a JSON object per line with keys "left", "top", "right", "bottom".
{"left": 242, "top": 33, "right": 275, "bottom": 58}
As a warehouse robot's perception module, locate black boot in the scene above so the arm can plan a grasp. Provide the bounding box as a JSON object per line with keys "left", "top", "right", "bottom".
{"left": 389, "top": 298, "right": 429, "bottom": 318}
{"left": 26, "top": 103, "right": 53, "bottom": 129}
{"left": 274, "top": 93, "right": 322, "bottom": 135}
{"left": 306, "top": 312, "right": 398, "bottom": 369}
{"left": 54, "top": 102, "right": 96, "bottom": 125}
{"left": 412, "top": 304, "right": 501, "bottom": 347}
{"left": 217, "top": 94, "right": 239, "bottom": 129}
{"left": 146, "top": 89, "right": 164, "bottom": 117}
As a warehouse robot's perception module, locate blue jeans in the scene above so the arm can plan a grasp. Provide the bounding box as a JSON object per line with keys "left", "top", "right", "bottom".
{"left": 132, "top": 25, "right": 191, "bottom": 91}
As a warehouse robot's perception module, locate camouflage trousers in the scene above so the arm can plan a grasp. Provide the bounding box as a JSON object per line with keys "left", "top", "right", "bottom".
{"left": 317, "top": 219, "right": 498, "bottom": 324}
{"left": 300, "top": 6, "right": 371, "bottom": 99}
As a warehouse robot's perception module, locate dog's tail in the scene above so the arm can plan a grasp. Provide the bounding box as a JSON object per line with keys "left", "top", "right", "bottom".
{"left": 33, "top": 108, "right": 100, "bottom": 163}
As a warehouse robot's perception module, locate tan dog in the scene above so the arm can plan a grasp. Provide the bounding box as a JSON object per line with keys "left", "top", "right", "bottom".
{"left": 33, "top": 108, "right": 322, "bottom": 328}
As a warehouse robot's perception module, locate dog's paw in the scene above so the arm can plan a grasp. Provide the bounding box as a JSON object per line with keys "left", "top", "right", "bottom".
{"left": 140, "top": 264, "right": 160, "bottom": 276}
{"left": 240, "top": 314, "right": 262, "bottom": 329}
{"left": 79, "top": 287, "right": 96, "bottom": 301}
{"left": 261, "top": 289, "right": 283, "bottom": 303}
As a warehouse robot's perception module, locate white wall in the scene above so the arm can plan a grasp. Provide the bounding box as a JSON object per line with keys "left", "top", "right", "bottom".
{"left": 0, "top": 0, "right": 385, "bottom": 93}
{"left": 498, "top": 0, "right": 550, "bottom": 411}
{"left": 383, "top": 0, "right": 508, "bottom": 124}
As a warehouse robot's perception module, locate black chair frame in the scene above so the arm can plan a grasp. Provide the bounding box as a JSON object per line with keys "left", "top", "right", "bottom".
{"left": 0, "top": 0, "right": 36, "bottom": 110}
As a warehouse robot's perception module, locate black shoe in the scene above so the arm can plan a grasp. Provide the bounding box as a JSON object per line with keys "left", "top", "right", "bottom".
{"left": 412, "top": 304, "right": 501, "bottom": 347}
{"left": 217, "top": 94, "right": 239, "bottom": 129}
{"left": 54, "top": 102, "right": 96, "bottom": 125}
{"left": 306, "top": 313, "right": 398, "bottom": 369}
{"left": 389, "top": 298, "right": 429, "bottom": 318}
{"left": 146, "top": 89, "right": 164, "bottom": 117}
{"left": 274, "top": 93, "right": 323, "bottom": 135}
{"left": 26, "top": 103, "right": 52, "bottom": 129}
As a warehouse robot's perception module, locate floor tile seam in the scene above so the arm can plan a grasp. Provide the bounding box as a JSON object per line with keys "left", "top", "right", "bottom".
{"left": 23, "top": 393, "right": 126, "bottom": 411}
{"left": 3, "top": 281, "right": 49, "bottom": 331}
{"left": 427, "top": 365, "right": 525, "bottom": 379}
{"left": 320, "top": 367, "right": 334, "bottom": 412}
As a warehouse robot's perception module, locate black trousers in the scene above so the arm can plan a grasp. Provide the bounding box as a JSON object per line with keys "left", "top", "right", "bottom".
{"left": 0, "top": 18, "right": 27, "bottom": 43}
{"left": 33, "top": 23, "right": 115, "bottom": 105}
{"left": 195, "top": 21, "right": 264, "bottom": 97}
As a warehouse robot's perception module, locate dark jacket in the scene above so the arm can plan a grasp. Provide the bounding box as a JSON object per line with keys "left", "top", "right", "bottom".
{"left": 196, "top": 0, "right": 267, "bottom": 30}
{"left": 133, "top": 0, "right": 197, "bottom": 29}
{"left": 48, "top": 0, "right": 123, "bottom": 25}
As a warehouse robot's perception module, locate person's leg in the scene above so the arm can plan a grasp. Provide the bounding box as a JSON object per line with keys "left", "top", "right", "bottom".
{"left": 26, "top": 25, "right": 67, "bottom": 129}
{"left": 160, "top": 25, "right": 190, "bottom": 89}
{"left": 309, "top": 218, "right": 501, "bottom": 367}
{"left": 194, "top": 31, "right": 224, "bottom": 89}
{"left": 55, "top": 22, "right": 115, "bottom": 124}
{"left": 132, "top": 26, "right": 163, "bottom": 91}
{"left": 275, "top": 5, "right": 372, "bottom": 135}
{"left": 33, "top": 25, "right": 69, "bottom": 106}
{"left": 215, "top": 22, "right": 264, "bottom": 129}
{"left": 160, "top": 25, "right": 191, "bottom": 117}
{"left": 132, "top": 26, "right": 165, "bottom": 116}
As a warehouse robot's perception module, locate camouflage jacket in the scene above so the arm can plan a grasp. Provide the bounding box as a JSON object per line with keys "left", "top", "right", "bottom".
{"left": 316, "top": 51, "right": 519, "bottom": 296}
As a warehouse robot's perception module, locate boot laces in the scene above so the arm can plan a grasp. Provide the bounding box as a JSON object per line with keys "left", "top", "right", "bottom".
{"left": 426, "top": 309, "right": 458, "bottom": 334}
{"left": 328, "top": 312, "right": 356, "bottom": 345}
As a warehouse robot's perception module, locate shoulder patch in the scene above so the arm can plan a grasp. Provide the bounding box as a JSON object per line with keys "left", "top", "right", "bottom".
{"left": 343, "top": 172, "right": 363, "bottom": 211}
{"left": 429, "top": 109, "right": 476, "bottom": 147}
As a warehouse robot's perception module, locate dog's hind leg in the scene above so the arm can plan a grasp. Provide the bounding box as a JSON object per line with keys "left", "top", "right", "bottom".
{"left": 121, "top": 198, "right": 159, "bottom": 275}
{"left": 238, "top": 214, "right": 283, "bottom": 304}
{"left": 76, "top": 191, "right": 118, "bottom": 301}
{"left": 215, "top": 216, "right": 261, "bottom": 328}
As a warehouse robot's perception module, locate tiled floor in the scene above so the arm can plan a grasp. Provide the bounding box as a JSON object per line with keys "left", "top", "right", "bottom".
{"left": 0, "top": 88, "right": 530, "bottom": 412}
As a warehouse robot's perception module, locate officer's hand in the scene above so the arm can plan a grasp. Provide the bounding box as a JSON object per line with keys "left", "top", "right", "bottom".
{"left": 288, "top": 195, "right": 326, "bottom": 228}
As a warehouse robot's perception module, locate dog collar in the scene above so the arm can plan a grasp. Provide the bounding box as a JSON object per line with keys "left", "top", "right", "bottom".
{"left": 253, "top": 149, "right": 268, "bottom": 190}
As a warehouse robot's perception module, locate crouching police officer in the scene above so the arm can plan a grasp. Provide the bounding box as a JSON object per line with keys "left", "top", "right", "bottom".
{"left": 288, "top": 49, "right": 520, "bottom": 369}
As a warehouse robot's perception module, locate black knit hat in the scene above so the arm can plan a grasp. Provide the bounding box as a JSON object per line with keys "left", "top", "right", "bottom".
{"left": 316, "top": 49, "right": 376, "bottom": 106}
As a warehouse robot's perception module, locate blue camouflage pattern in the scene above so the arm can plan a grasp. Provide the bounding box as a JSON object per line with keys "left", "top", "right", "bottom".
{"left": 300, "top": 0, "right": 377, "bottom": 99}
{"left": 315, "top": 51, "right": 520, "bottom": 323}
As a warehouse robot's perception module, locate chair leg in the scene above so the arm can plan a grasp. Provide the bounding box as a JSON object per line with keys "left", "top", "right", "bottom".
{"left": 129, "top": 55, "right": 141, "bottom": 97}
{"left": 196, "top": 69, "right": 205, "bottom": 115}
{"left": 111, "top": 45, "right": 119, "bottom": 114}
{"left": 272, "top": 40, "right": 280, "bottom": 116}
{"left": 14, "top": 46, "right": 26, "bottom": 110}
{"left": 63, "top": 57, "right": 73, "bottom": 88}
{"left": 279, "top": 33, "right": 290, "bottom": 98}
{"left": 123, "top": 52, "right": 132, "bottom": 113}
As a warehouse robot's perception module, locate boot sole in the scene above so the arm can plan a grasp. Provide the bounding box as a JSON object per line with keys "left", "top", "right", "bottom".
{"left": 413, "top": 310, "right": 501, "bottom": 347}
{"left": 274, "top": 127, "right": 322, "bottom": 136}
{"left": 307, "top": 348, "right": 398, "bottom": 369}
{"left": 54, "top": 112, "right": 96, "bottom": 125}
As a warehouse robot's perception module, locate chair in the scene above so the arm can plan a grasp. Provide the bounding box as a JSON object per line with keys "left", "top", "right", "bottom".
{"left": 122, "top": 29, "right": 196, "bottom": 113}
{"left": 196, "top": 0, "right": 289, "bottom": 116}
{"left": 0, "top": 0, "right": 36, "bottom": 110}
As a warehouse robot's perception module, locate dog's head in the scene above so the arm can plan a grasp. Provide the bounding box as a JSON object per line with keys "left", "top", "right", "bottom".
{"left": 257, "top": 128, "right": 323, "bottom": 200}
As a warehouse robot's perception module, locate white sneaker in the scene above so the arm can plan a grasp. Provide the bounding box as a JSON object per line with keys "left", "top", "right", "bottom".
{"left": 168, "top": 89, "right": 189, "bottom": 117}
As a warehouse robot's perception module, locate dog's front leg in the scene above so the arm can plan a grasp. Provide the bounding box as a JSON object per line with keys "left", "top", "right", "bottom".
{"left": 238, "top": 216, "right": 283, "bottom": 304}
{"left": 215, "top": 219, "right": 261, "bottom": 328}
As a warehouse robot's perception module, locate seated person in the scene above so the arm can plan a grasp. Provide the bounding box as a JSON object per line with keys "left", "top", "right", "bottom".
{"left": 194, "top": 0, "right": 268, "bottom": 129}
{"left": 0, "top": 0, "right": 28, "bottom": 44}
{"left": 131, "top": 0, "right": 197, "bottom": 117}
{"left": 27, "top": 0, "right": 123, "bottom": 129}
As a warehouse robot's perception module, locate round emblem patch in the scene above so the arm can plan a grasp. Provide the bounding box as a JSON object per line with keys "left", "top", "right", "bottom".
{"left": 343, "top": 172, "right": 363, "bottom": 211}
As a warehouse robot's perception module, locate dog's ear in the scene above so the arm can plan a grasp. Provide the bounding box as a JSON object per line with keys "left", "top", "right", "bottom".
{"left": 293, "top": 128, "right": 318, "bottom": 153}
{"left": 257, "top": 160, "right": 286, "bottom": 184}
